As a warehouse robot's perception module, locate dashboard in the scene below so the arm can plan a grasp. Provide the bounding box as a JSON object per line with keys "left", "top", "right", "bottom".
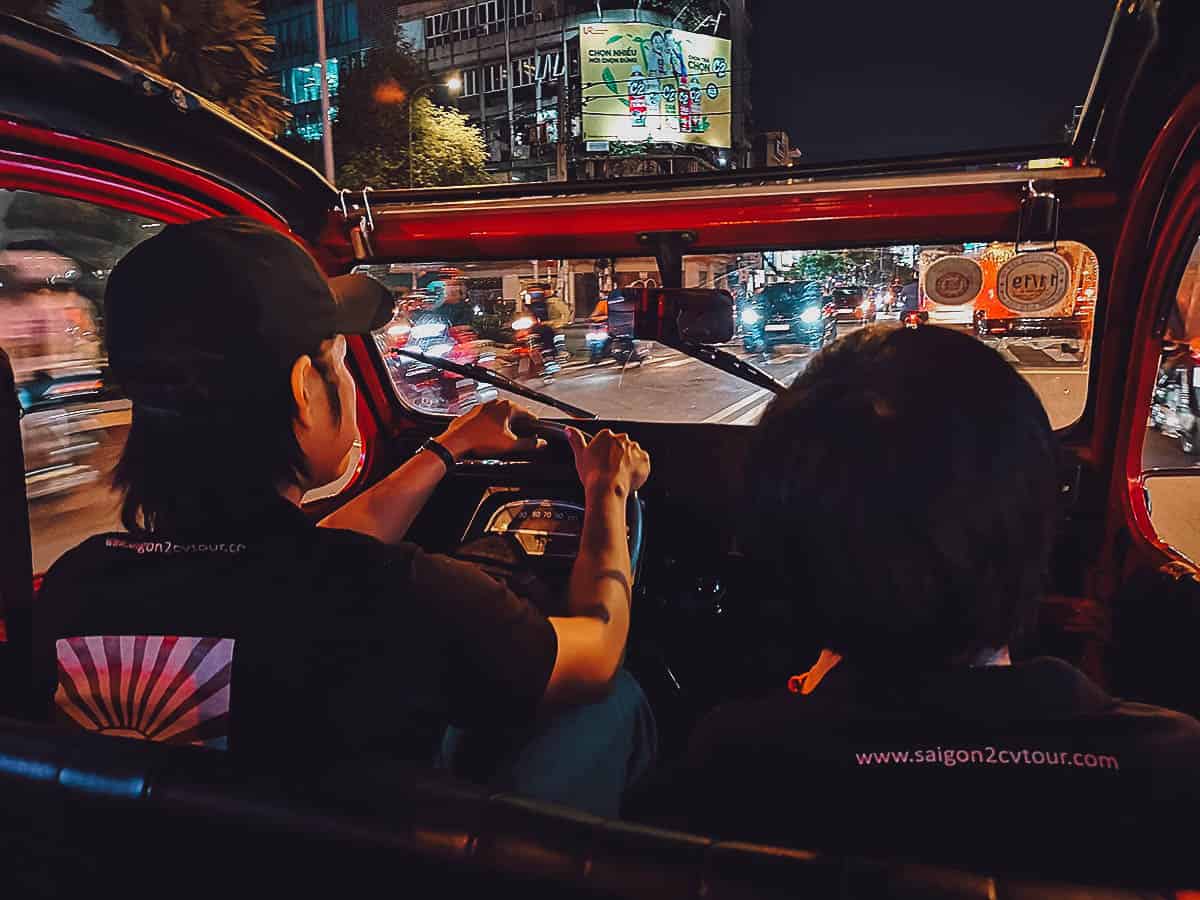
{"left": 473, "top": 495, "right": 585, "bottom": 559}
{"left": 459, "top": 485, "right": 642, "bottom": 576}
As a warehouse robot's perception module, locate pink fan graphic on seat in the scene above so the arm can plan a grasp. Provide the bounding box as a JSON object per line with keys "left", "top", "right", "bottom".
{"left": 55, "top": 635, "right": 235, "bottom": 749}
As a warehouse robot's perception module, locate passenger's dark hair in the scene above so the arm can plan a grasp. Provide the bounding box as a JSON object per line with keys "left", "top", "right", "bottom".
{"left": 746, "top": 326, "right": 1059, "bottom": 670}
{"left": 114, "top": 342, "right": 342, "bottom": 534}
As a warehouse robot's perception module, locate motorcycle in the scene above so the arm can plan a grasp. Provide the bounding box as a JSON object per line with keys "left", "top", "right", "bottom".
{"left": 381, "top": 304, "right": 493, "bottom": 412}
{"left": 508, "top": 313, "right": 568, "bottom": 382}
{"left": 586, "top": 317, "right": 650, "bottom": 365}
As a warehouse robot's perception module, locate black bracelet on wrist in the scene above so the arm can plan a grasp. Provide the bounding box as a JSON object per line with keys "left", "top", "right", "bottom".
{"left": 420, "top": 437, "right": 456, "bottom": 471}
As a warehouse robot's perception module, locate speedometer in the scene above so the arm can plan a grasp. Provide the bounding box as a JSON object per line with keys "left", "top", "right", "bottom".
{"left": 484, "top": 500, "right": 585, "bottom": 558}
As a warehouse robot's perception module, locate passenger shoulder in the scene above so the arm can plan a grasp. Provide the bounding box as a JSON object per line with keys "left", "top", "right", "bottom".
{"left": 1113, "top": 696, "right": 1200, "bottom": 740}
{"left": 40, "top": 532, "right": 124, "bottom": 586}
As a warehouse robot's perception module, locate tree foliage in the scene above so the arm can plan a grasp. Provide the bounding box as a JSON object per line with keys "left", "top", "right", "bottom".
{"left": 86, "top": 0, "right": 289, "bottom": 138}
{"left": 787, "top": 251, "right": 843, "bottom": 281}
{"left": 3, "top": 0, "right": 72, "bottom": 32}
{"left": 334, "top": 39, "right": 488, "bottom": 189}
{"left": 338, "top": 97, "right": 488, "bottom": 188}
{"left": 787, "top": 248, "right": 910, "bottom": 285}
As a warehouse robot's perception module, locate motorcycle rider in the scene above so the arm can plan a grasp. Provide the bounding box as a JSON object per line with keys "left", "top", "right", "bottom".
{"left": 522, "top": 284, "right": 561, "bottom": 363}
{"left": 898, "top": 272, "right": 921, "bottom": 321}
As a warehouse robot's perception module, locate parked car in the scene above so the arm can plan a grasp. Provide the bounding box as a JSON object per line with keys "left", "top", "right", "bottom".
{"left": 1148, "top": 348, "right": 1200, "bottom": 453}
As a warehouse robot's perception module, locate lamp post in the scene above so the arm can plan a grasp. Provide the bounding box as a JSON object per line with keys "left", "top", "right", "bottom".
{"left": 314, "top": 0, "right": 334, "bottom": 182}
{"left": 409, "top": 76, "right": 462, "bottom": 188}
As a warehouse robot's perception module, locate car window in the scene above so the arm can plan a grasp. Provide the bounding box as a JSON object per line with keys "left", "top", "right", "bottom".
{"left": 0, "top": 190, "right": 154, "bottom": 573}
{"left": 368, "top": 241, "right": 1098, "bottom": 429}
{"left": 2, "top": 191, "right": 354, "bottom": 573}
{"left": 1141, "top": 234, "right": 1200, "bottom": 562}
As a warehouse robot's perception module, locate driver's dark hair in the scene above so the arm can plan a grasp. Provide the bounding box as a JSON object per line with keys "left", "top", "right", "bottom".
{"left": 114, "top": 342, "right": 343, "bottom": 534}
{"left": 746, "top": 325, "right": 1058, "bottom": 669}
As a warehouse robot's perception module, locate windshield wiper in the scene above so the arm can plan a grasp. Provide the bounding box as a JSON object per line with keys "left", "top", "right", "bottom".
{"left": 389, "top": 347, "right": 598, "bottom": 420}
{"left": 667, "top": 341, "right": 788, "bottom": 396}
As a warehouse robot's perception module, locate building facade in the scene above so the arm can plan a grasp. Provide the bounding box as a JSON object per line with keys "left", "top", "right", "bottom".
{"left": 405, "top": 0, "right": 751, "bottom": 182}
{"left": 265, "top": 0, "right": 751, "bottom": 183}
{"left": 264, "top": 0, "right": 370, "bottom": 143}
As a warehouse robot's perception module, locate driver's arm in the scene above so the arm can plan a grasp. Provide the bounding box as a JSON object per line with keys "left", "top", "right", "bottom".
{"left": 318, "top": 399, "right": 538, "bottom": 544}
{"left": 543, "top": 429, "right": 650, "bottom": 707}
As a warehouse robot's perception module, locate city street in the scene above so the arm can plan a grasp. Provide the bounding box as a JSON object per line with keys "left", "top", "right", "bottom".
{"left": 509, "top": 327, "right": 1091, "bottom": 430}
{"left": 521, "top": 343, "right": 811, "bottom": 424}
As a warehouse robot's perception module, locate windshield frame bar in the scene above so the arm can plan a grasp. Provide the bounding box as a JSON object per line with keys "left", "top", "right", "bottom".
{"left": 360, "top": 145, "right": 1079, "bottom": 208}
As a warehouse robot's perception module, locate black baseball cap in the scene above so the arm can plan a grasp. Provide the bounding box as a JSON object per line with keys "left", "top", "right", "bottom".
{"left": 105, "top": 216, "right": 393, "bottom": 412}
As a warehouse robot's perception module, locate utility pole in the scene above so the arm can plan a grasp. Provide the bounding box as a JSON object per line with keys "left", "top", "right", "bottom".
{"left": 558, "top": 8, "right": 570, "bottom": 182}
{"left": 314, "top": 0, "right": 335, "bottom": 182}
{"left": 503, "top": 0, "right": 515, "bottom": 179}
{"left": 477, "top": 8, "right": 486, "bottom": 159}
{"left": 533, "top": 10, "right": 541, "bottom": 173}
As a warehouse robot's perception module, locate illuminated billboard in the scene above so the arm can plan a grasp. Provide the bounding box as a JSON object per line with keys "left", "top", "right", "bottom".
{"left": 580, "top": 22, "right": 732, "bottom": 149}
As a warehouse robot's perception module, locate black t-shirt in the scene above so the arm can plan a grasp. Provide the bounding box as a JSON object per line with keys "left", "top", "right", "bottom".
{"left": 33, "top": 499, "right": 557, "bottom": 767}
{"left": 628, "top": 658, "right": 1200, "bottom": 878}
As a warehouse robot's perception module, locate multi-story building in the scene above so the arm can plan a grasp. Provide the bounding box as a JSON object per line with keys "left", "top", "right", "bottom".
{"left": 403, "top": 0, "right": 751, "bottom": 182}
{"left": 264, "top": 0, "right": 371, "bottom": 143}
{"left": 265, "top": 1, "right": 750, "bottom": 184}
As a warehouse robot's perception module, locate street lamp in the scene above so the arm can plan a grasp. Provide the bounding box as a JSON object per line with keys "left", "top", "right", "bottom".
{"left": 409, "top": 76, "right": 463, "bottom": 188}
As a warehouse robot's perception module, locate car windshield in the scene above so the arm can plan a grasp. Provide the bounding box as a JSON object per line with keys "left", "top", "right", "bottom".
{"left": 368, "top": 240, "right": 1099, "bottom": 430}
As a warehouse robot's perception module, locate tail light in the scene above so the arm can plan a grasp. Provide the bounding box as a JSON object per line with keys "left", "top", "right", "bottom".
{"left": 386, "top": 322, "right": 411, "bottom": 346}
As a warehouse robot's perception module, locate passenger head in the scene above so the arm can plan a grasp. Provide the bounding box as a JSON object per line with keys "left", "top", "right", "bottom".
{"left": 105, "top": 217, "right": 392, "bottom": 533}
{"left": 746, "top": 325, "right": 1058, "bottom": 670}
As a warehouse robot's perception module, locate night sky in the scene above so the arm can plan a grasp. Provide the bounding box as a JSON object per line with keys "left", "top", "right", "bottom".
{"left": 750, "top": 1, "right": 1114, "bottom": 163}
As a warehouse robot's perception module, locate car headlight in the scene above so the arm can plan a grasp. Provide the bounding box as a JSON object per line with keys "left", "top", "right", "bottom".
{"left": 511, "top": 316, "right": 536, "bottom": 331}
{"left": 411, "top": 321, "right": 448, "bottom": 340}
{"left": 741, "top": 307, "right": 762, "bottom": 326}
{"left": 800, "top": 306, "right": 821, "bottom": 324}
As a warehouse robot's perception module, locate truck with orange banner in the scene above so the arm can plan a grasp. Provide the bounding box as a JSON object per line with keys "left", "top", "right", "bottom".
{"left": 917, "top": 241, "right": 1098, "bottom": 343}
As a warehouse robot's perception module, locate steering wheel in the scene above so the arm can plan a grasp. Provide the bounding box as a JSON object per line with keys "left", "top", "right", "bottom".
{"left": 450, "top": 420, "right": 644, "bottom": 615}
{"left": 511, "top": 419, "right": 644, "bottom": 571}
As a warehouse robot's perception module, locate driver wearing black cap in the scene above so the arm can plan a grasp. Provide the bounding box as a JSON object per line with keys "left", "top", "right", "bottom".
{"left": 32, "top": 217, "right": 655, "bottom": 816}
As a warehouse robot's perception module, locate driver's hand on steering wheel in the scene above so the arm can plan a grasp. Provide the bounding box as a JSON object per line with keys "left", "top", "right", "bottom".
{"left": 437, "top": 398, "right": 543, "bottom": 460}
{"left": 565, "top": 427, "right": 651, "bottom": 498}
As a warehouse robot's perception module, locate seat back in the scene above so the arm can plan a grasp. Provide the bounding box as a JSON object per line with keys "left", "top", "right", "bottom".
{"left": 0, "top": 346, "right": 33, "bottom": 718}
{"left": 0, "top": 714, "right": 1179, "bottom": 900}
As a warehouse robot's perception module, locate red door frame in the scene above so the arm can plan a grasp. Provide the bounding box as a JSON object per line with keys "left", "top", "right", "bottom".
{"left": 0, "top": 120, "right": 377, "bottom": 554}
{"left": 1105, "top": 170, "right": 1200, "bottom": 578}
{"left": 1096, "top": 85, "right": 1200, "bottom": 595}
{"left": 0, "top": 120, "right": 285, "bottom": 225}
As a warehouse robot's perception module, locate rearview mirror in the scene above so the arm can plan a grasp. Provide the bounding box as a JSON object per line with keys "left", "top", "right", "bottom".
{"left": 609, "top": 287, "right": 735, "bottom": 345}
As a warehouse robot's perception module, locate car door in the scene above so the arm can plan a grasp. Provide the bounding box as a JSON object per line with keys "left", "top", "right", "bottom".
{"left": 0, "top": 16, "right": 357, "bottom": 715}
{"left": 1102, "top": 131, "right": 1200, "bottom": 718}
